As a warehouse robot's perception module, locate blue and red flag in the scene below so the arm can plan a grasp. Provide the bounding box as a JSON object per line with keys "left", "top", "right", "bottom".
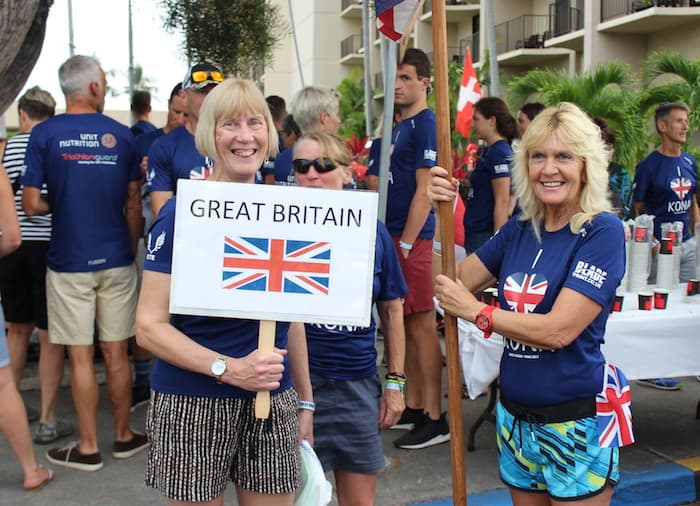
{"left": 596, "top": 363, "right": 634, "bottom": 448}
{"left": 375, "top": 0, "right": 421, "bottom": 42}
{"left": 222, "top": 236, "right": 331, "bottom": 295}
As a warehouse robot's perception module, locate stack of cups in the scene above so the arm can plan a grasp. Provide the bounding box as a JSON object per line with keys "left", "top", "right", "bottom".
{"left": 628, "top": 224, "right": 650, "bottom": 292}
{"left": 656, "top": 237, "right": 674, "bottom": 290}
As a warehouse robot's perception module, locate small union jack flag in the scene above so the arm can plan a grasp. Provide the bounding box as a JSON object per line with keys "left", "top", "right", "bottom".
{"left": 222, "top": 236, "right": 331, "bottom": 295}
{"left": 670, "top": 177, "right": 692, "bottom": 200}
{"left": 190, "top": 165, "right": 212, "bottom": 180}
{"left": 502, "top": 272, "right": 548, "bottom": 313}
{"left": 596, "top": 363, "right": 634, "bottom": 448}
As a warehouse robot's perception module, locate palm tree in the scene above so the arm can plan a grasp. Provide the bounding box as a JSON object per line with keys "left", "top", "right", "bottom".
{"left": 642, "top": 50, "right": 700, "bottom": 146}
{"left": 506, "top": 62, "right": 647, "bottom": 171}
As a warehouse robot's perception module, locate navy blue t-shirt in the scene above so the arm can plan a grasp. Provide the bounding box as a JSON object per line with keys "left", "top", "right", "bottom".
{"left": 366, "top": 137, "right": 381, "bottom": 177}
{"left": 146, "top": 126, "right": 211, "bottom": 193}
{"left": 386, "top": 109, "right": 437, "bottom": 238}
{"left": 135, "top": 127, "right": 165, "bottom": 163}
{"left": 130, "top": 119, "right": 157, "bottom": 137}
{"left": 477, "top": 213, "right": 625, "bottom": 407}
{"left": 633, "top": 150, "right": 697, "bottom": 241}
{"left": 143, "top": 197, "right": 293, "bottom": 398}
{"left": 22, "top": 113, "right": 141, "bottom": 272}
{"left": 305, "top": 221, "right": 407, "bottom": 380}
{"left": 262, "top": 146, "right": 295, "bottom": 186}
{"left": 464, "top": 139, "right": 512, "bottom": 235}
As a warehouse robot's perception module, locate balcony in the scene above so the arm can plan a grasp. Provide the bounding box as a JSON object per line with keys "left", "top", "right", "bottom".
{"left": 600, "top": 0, "right": 700, "bottom": 31}
{"left": 340, "top": 34, "right": 364, "bottom": 64}
{"left": 495, "top": 14, "right": 573, "bottom": 66}
{"left": 544, "top": 5, "right": 584, "bottom": 51}
{"left": 421, "top": 0, "right": 480, "bottom": 23}
{"left": 340, "top": 0, "right": 362, "bottom": 18}
{"left": 427, "top": 46, "right": 461, "bottom": 65}
{"left": 460, "top": 33, "right": 480, "bottom": 63}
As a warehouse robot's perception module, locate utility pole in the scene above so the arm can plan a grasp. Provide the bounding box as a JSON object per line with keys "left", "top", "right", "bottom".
{"left": 68, "top": 0, "right": 75, "bottom": 57}
{"left": 128, "top": 0, "right": 135, "bottom": 98}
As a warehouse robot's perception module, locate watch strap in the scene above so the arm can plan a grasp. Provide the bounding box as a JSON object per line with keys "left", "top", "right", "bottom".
{"left": 476, "top": 305, "right": 496, "bottom": 339}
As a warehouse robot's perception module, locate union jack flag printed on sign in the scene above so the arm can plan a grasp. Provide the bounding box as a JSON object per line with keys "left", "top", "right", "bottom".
{"left": 502, "top": 272, "right": 548, "bottom": 313}
{"left": 596, "top": 363, "right": 634, "bottom": 448}
{"left": 670, "top": 177, "right": 692, "bottom": 200}
{"left": 222, "top": 236, "right": 331, "bottom": 295}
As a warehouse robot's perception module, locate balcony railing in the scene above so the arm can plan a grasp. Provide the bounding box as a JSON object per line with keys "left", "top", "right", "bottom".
{"left": 340, "top": 34, "right": 363, "bottom": 59}
{"left": 423, "top": 0, "right": 479, "bottom": 13}
{"left": 549, "top": 5, "right": 583, "bottom": 36}
{"left": 426, "top": 46, "right": 461, "bottom": 65}
{"left": 459, "top": 33, "right": 480, "bottom": 63}
{"left": 494, "top": 14, "right": 550, "bottom": 54}
{"left": 601, "top": 0, "right": 700, "bottom": 22}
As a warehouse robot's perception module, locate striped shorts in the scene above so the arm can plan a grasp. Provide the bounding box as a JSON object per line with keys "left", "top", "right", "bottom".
{"left": 145, "top": 388, "right": 300, "bottom": 502}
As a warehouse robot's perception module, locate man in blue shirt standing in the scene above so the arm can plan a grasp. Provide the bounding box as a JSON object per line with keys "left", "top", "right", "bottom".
{"left": 633, "top": 101, "right": 699, "bottom": 391}
{"left": 22, "top": 55, "right": 148, "bottom": 471}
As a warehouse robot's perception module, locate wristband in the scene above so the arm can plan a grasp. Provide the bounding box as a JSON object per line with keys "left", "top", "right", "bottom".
{"left": 399, "top": 240, "right": 413, "bottom": 251}
{"left": 385, "top": 372, "right": 406, "bottom": 380}
{"left": 297, "top": 400, "right": 316, "bottom": 412}
{"left": 383, "top": 379, "right": 406, "bottom": 395}
{"left": 433, "top": 241, "right": 442, "bottom": 251}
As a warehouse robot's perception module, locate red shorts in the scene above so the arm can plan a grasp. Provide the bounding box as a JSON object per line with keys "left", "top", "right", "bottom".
{"left": 392, "top": 237, "right": 435, "bottom": 315}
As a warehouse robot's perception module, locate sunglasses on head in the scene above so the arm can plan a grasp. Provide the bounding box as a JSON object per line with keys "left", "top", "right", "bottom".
{"left": 292, "top": 157, "right": 339, "bottom": 174}
{"left": 191, "top": 70, "right": 224, "bottom": 83}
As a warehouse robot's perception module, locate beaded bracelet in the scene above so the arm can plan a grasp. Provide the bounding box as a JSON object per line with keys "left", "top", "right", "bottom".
{"left": 297, "top": 400, "right": 316, "bottom": 412}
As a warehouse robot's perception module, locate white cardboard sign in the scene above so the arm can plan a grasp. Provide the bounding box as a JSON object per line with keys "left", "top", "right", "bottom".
{"left": 170, "top": 179, "right": 378, "bottom": 326}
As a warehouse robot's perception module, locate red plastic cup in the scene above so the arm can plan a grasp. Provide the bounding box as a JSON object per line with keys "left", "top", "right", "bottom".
{"left": 637, "top": 291, "right": 653, "bottom": 310}
{"left": 634, "top": 226, "right": 647, "bottom": 242}
{"left": 611, "top": 294, "right": 624, "bottom": 312}
{"left": 687, "top": 279, "right": 700, "bottom": 296}
{"left": 653, "top": 289, "right": 669, "bottom": 309}
{"left": 660, "top": 238, "right": 673, "bottom": 255}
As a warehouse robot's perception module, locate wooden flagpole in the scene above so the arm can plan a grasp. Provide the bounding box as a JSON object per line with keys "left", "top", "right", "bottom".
{"left": 431, "top": 1, "right": 467, "bottom": 504}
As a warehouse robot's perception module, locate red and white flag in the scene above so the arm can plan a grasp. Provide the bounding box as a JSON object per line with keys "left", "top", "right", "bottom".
{"left": 455, "top": 47, "right": 481, "bottom": 138}
{"left": 375, "top": 0, "right": 421, "bottom": 42}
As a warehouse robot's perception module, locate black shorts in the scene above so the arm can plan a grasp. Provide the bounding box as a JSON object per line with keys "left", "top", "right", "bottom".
{"left": 0, "top": 241, "right": 49, "bottom": 329}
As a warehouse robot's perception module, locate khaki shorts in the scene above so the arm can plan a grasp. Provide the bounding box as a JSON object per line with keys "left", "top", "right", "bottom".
{"left": 46, "top": 265, "right": 137, "bottom": 345}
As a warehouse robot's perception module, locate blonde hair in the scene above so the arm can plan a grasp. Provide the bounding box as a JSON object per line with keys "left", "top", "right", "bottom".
{"left": 195, "top": 78, "right": 278, "bottom": 161}
{"left": 293, "top": 132, "right": 352, "bottom": 171}
{"left": 512, "top": 102, "right": 611, "bottom": 240}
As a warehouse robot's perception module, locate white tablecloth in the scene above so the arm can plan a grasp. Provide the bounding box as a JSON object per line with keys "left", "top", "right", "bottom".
{"left": 601, "top": 286, "right": 700, "bottom": 380}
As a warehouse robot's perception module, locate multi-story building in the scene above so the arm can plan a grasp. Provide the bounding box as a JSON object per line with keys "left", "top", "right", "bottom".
{"left": 263, "top": 0, "right": 700, "bottom": 104}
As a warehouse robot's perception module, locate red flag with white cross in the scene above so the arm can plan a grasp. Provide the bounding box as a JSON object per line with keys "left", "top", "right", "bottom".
{"left": 455, "top": 47, "right": 481, "bottom": 138}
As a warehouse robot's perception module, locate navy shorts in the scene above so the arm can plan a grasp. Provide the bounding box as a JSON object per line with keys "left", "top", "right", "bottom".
{"left": 0, "top": 241, "right": 49, "bottom": 329}
{"left": 311, "top": 373, "right": 384, "bottom": 474}
{"left": 496, "top": 401, "right": 619, "bottom": 501}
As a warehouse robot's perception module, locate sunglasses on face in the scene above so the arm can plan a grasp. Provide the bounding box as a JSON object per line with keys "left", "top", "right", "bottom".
{"left": 292, "top": 157, "right": 339, "bottom": 174}
{"left": 191, "top": 70, "right": 224, "bottom": 83}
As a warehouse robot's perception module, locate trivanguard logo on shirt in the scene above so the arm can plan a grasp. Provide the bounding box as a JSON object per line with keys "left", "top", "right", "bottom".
{"left": 571, "top": 260, "right": 607, "bottom": 289}
{"left": 146, "top": 230, "right": 166, "bottom": 261}
{"left": 424, "top": 149, "right": 437, "bottom": 162}
{"left": 494, "top": 163, "right": 509, "bottom": 174}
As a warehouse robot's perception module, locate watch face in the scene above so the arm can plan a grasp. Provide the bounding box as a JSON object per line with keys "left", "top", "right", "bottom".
{"left": 211, "top": 359, "right": 226, "bottom": 376}
{"left": 476, "top": 314, "right": 489, "bottom": 331}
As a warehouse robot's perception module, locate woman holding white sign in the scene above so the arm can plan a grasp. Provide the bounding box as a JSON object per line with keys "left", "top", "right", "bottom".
{"left": 293, "top": 132, "right": 407, "bottom": 506}
{"left": 136, "top": 78, "right": 313, "bottom": 506}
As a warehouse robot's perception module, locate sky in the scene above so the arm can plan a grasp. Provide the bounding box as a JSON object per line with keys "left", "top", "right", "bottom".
{"left": 21, "top": 0, "right": 187, "bottom": 112}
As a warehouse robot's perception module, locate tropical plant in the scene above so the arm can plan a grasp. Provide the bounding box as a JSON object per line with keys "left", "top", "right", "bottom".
{"left": 642, "top": 50, "right": 700, "bottom": 157}
{"left": 336, "top": 68, "right": 370, "bottom": 140}
{"left": 159, "top": 0, "right": 284, "bottom": 77}
{"left": 506, "top": 62, "right": 647, "bottom": 171}
{"left": 107, "top": 64, "right": 158, "bottom": 97}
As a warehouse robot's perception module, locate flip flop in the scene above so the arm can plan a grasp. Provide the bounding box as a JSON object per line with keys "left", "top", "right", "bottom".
{"left": 24, "top": 466, "right": 54, "bottom": 491}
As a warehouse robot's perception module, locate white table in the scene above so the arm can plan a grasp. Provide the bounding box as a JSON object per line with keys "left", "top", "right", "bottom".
{"left": 602, "top": 286, "right": 700, "bottom": 380}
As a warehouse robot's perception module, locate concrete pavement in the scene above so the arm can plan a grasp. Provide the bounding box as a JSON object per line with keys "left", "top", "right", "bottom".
{"left": 2, "top": 365, "right": 699, "bottom": 505}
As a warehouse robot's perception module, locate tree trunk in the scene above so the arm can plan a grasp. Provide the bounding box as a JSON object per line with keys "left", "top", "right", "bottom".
{"left": 0, "top": 0, "right": 53, "bottom": 113}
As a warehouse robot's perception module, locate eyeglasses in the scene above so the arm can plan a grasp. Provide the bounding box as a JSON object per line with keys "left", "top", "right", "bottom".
{"left": 292, "top": 158, "right": 340, "bottom": 174}
{"left": 191, "top": 70, "right": 224, "bottom": 83}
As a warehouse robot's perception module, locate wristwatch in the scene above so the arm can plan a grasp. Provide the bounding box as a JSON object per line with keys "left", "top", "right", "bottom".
{"left": 475, "top": 305, "right": 496, "bottom": 339}
{"left": 210, "top": 356, "right": 228, "bottom": 383}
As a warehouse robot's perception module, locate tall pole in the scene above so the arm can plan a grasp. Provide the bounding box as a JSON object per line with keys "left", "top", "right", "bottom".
{"left": 485, "top": 0, "right": 500, "bottom": 97}
{"left": 362, "top": 0, "right": 373, "bottom": 138}
{"left": 67, "top": 0, "right": 75, "bottom": 57}
{"left": 128, "top": 0, "right": 135, "bottom": 98}
{"left": 432, "top": 2, "right": 467, "bottom": 504}
{"left": 377, "top": 37, "right": 396, "bottom": 223}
